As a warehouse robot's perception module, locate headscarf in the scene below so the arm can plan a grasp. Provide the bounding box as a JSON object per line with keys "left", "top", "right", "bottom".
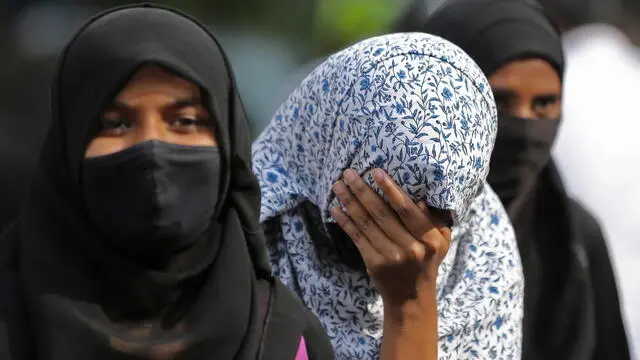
{"left": 417, "top": 0, "right": 565, "bottom": 214}
{"left": 0, "top": 4, "right": 331, "bottom": 359}
{"left": 414, "top": 0, "right": 563, "bottom": 78}
{"left": 253, "top": 33, "right": 524, "bottom": 359}
{"left": 415, "top": 2, "right": 614, "bottom": 359}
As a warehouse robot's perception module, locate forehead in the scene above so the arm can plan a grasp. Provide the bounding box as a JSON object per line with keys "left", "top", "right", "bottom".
{"left": 114, "top": 65, "right": 200, "bottom": 102}
{"left": 488, "top": 58, "right": 561, "bottom": 94}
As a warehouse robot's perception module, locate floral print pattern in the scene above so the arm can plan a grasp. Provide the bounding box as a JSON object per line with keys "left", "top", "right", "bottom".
{"left": 252, "top": 33, "right": 524, "bottom": 359}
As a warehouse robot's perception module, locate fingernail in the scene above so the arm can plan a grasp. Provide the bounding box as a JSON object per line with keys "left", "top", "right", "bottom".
{"left": 343, "top": 169, "right": 356, "bottom": 184}
{"left": 372, "top": 168, "right": 385, "bottom": 183}
{"left": 332, "top": 181, "right": 345, "bottom": 195}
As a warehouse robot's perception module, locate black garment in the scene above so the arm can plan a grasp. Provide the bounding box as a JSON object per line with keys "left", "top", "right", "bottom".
{"left": 0, "top": 4, "right": 332, "bottom": 360}
{"left": 517, "top": 163, "right": 629, "bottom": 360}
{"left": 82, "top": 141, "right": 224, "bottom": 260}
{"left": 487, "top": 114, "right": 560, "bottom": 216}
{"left": 406, "top": 0, "right": 631, "bottom": 358}
{"left": 398, "top": 0, "right": 564, "bottom": 77}
{"left": 0, "top": 146, "right": 32, "bottom": 232}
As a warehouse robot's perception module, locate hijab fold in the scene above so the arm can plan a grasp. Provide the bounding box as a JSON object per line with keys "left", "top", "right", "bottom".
{"left": 253, "top": 33, "right": 524, "bottom": 359}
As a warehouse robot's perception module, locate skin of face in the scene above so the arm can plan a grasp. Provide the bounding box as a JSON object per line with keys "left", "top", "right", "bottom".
{"left": 85, "top": 65, "right": 216, "bottom": 158}
{"left": 488, "top": 58, "right": 562, "bottom": 121}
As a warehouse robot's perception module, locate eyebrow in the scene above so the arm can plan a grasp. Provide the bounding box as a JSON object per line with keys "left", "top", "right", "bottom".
{"left": 533, "top": 93, "right": 560, "bottom": 101}
{"left": 108, "top": 96, "right": 203, "bottom": 111}
{"left": 491, "top": 88, "right": 516, "bottom": 99}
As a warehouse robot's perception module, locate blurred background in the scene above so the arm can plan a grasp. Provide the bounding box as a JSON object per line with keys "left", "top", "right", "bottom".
{"left": 0, "top": 0, "right": 626, "bottom": 154}
{"left": 0, "top": 0, "right": 627, "bottom": 224}
{"left": 0, "top": 0, "right": 414, "bottom": 230}
{"left": 0, "top": 0, "right": 638, "bottom": 355}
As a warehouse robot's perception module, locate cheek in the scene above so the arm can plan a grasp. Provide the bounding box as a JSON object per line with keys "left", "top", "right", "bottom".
{"left": 85, "top": 138, "right": 129, "bottom": 158}
{"left": 548, "top": 103, "right": 562, "bottom": 118}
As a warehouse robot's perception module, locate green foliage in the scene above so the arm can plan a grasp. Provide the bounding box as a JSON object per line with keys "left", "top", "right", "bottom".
{"left": 313, "top": 0, "right": 404, "bottom": 52}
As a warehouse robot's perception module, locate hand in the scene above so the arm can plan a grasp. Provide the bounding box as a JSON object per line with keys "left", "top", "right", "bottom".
{"left": 330, "top": 168, "right": 451, "bottom": 308}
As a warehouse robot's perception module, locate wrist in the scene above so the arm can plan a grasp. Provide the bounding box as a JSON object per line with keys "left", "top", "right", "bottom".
{"left": 380, "top": 283, "right": 439, "bottom": 360}
{"left": 383, "top": 282, "right": 437, "bottom": 325}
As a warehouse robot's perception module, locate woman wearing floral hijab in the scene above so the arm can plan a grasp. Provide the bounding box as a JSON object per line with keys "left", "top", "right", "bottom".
{"left": 253, "top": 32, "right": 524, "bottom": 359}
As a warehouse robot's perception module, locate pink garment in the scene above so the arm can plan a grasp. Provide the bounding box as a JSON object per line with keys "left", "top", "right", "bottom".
{"left": 294, "top": 337, "right": 308, "bottom": 360}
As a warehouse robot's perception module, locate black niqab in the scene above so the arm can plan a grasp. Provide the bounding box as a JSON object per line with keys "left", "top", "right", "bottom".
{"left": 0, "top": 4, "right": 332, "bottom": 360}
{"left": 411, "top": 1, "right": 630, "bottom": 359}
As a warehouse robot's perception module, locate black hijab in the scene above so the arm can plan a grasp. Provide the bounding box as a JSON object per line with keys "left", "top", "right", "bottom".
{"left": 0, "top": 4, "right": 331, "bottom": 359}
{"left": 409, "top": 0, "right": 564, "bottom": 77}
{"left": 408, "top": 1, "right": 630, "bottom": 359}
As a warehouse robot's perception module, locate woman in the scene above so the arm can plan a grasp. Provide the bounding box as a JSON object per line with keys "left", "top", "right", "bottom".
{"left": 396, "top": 0, "right": 631, "bottom": 358}
{"left": 253, "top": 32, "right": 524, "bottom": 359}
{"left": 0, "top": 5, "right": 333, "bottom": 359}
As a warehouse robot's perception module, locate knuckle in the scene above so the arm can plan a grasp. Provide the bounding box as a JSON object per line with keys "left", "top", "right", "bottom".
{"left": 390, "top": 250, "right": 404, "bottom": 263}
{"left": 408, "top": 242, "right": 425, "bottom": 260}
{"left": 373, "top": 208, "right": 391, "bottom": 222}
{"left": 350, "top": 180, "right": 368, "bottom": 196}
{"left": 339, "top": 192, "right": 352, "bottom": 206}
{"left": 335, "top": 217, "right": 349, "bottom": 229}
{"left": 352, "top": 230, "right": 365, "bottom": 242}
{"left": 421, "top": 232, "right": 442, "bottom": 251}
{"left": 396, "top": 203, "right": 412, "bottom": 219}
{"left": 357, "top": 215, "right": 373, "bottom": 230}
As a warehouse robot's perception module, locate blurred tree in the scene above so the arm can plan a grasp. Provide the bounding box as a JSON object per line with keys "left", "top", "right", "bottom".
{"left": 313, "top": 0, "right": 409, "bottom": 54}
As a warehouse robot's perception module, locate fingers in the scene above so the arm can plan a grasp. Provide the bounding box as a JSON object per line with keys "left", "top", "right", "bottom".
{"left": 330, "top": 206, "right": 386, "bottom": 267}
{"left": 417, "top": 201, "right": 452, "bottom": 240}
{"left": 342, "top": 169, "right": 399, "bottom": 231}
{"left": 332, "top": 181, "right": 412, "bottom": 260}
{"left": 340, "top": 170, "right": 424, "bottom": 255}
{"left": 333, "top": 172, "right": 428, "bottom": 262}
{"left": 372, "top": 169, "right": 437, "bottom": 239}
{"left": 417, "top": 200, "right": 452, "bottom": 257}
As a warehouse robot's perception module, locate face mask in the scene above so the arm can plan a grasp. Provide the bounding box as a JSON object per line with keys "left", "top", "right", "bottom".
{"left": 82, "top": 140, "right": 222, "bottom": 258}
{"left": 487, "top": 115, "right": 559, "bottom": 211}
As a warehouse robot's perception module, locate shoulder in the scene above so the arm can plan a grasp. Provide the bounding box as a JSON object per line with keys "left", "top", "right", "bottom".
{"left": 566, "top": 198, "right": 604, "bottom": 242}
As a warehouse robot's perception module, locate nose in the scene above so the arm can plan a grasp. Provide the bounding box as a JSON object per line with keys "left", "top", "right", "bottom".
{"left": 512, "top": 105, "right": 536, "bottom": 120}
{"left": 133, "top": 111, "right": 168, "bottom": 144}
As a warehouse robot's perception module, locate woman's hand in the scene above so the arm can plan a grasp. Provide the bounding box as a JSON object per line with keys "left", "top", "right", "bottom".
{"left": 331, "top": 168, "right": 452, "bottom": 360}
{"left": 331, "top": 168, "right": 451, "bottom": 306}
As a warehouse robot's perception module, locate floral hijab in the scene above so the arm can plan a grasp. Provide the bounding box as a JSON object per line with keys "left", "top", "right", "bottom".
{"left": 252, "top": 33, "right": 524, "bottom": 359}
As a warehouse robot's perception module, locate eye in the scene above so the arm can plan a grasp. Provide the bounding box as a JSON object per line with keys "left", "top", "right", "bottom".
{"left": 492, "top": 92, "right": 514, "bottom": 116}
{"left": 170, "top": 117, "right": 198, "bottom": 127}
{"left": 532, "top": 95, "right": 560, "bottom": 119}
{"left": 97, "top": 116, "right": 132, "bottom": 136}
{"left": 533, "top": 95, "right": 558, "bottom": 110}
{"left": 168, "top": 116, "right": 212, "bottom": 132}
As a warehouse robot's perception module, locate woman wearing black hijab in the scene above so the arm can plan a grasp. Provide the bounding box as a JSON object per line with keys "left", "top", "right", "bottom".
{"left": 395, "top": 0, "right": 631, "bottom": 359}
{"left": 0, "top": 4, "right": 332, "bottom": 359}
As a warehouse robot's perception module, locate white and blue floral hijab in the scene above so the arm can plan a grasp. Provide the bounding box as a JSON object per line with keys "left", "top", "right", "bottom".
{"left": 252, "top": 33, "right": 524, "bottom": 359}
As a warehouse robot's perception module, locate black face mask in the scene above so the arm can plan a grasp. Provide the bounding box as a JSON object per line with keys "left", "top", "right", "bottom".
{"left": 82, "top": 140, "right": 222, "bottom": 258}
{"left": 487, "top": 114, "right": 559, "bottom": 210}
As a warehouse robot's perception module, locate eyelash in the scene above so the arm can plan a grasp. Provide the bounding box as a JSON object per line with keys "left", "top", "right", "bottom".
{"left": 98, "top": 116, "right": 210, "bottom": 135}
{"left": 533, "top": 97, "right": 558, "bottom": 110}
